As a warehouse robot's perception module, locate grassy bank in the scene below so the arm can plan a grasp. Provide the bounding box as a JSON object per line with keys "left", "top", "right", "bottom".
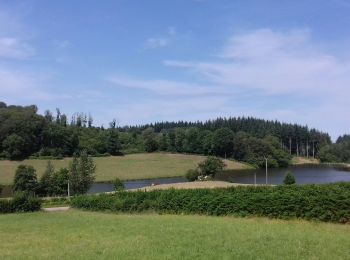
{"left": 291, "top": 156, "right": 319, "bottom": 165}
{"left": 0, "top": 210, "right": 349, "bottom": 259}
{"left": 0, "top": 153, "right": 251, "bottom": 185}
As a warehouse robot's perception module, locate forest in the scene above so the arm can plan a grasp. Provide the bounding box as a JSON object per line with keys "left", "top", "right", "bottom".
{"left": 0, "top": 101, "right": 348, "bottom": 168}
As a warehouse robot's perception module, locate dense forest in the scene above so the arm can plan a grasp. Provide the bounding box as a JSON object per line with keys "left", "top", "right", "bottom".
{"left": 0, "top": 101, "right": 348, "bottom": 168}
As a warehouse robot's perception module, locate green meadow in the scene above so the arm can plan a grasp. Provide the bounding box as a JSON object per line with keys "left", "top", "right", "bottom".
{"left": 0, "top": 153, "right": 250, "bottom": 185}
{"left": 0, "top": 210, "right": 349, "bottom": 259}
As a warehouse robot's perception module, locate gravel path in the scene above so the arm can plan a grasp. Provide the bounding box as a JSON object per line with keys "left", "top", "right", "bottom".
{"left": 42, "top": 207, "right": 70, "bottom": 212}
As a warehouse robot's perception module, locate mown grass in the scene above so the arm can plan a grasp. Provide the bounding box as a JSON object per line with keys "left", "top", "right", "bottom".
{"left": 0, "top": 153, "right": 250, "bottom": 185}
{"left": 0, "top": 210, "right": 349, "bottom": 259}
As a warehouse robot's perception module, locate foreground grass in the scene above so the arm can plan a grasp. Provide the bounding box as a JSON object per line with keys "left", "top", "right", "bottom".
{"left": 0, "top": 210, "right": 349, "bottom": 259}
{"left": 0, "top": 153, "right": 250, "bottom": 185}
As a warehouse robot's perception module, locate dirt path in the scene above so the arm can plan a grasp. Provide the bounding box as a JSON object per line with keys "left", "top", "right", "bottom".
{"left": 136, "top": 181, "right": 252, "bottom": 191}
{"left": 42, "top": 207, "right": 70, "bottom": 212}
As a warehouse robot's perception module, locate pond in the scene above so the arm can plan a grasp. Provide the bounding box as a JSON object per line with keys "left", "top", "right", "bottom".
{"left": 2, "top": 165, "right": 349, "bottom": 197}
{"left": 88, "top": 176, "right": 187, "bottom": 194}
{"left": 216, "top": 165, "right": 350, "bottom": 185}
{"left": 88, "top": 165, "right": 350, "bottom": 194}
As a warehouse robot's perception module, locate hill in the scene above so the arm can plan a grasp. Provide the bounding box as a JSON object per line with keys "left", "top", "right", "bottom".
{"left": 0, "top": 153, "right": 250, "bottom": 185}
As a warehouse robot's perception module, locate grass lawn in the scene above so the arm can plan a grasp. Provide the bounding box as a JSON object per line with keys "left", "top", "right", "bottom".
{"left": 0, "top": 153, "right": 251, "bottom": 185}
{"left": 0, "top": 210, "right": 349, "bottom": 259}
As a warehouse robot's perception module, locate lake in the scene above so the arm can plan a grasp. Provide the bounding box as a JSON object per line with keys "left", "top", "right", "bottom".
{"left": 88, "top": 165, "right": 350, "bottom": 194}
{"left": 216, "top": 165, "right": 350, "bottom": 185}
{"left": 88, "top": 177, "right": 187, "bottom": 194}
{"left": 1, "top": 165, "right": 349, "bottom": 197}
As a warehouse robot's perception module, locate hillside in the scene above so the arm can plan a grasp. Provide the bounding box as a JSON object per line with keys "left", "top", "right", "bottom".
{"left": 0, "top": 153, "right": 251, "bottom": 185}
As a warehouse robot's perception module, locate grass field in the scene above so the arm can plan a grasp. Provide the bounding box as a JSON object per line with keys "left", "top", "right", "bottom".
{"left": 0, "top": 153, "right": 251, "bottom": 185}
{"left": 291, "top": 156, "right": 320, "bottom": 165}
{"left": 0, "top": 210, "right": 349, "bottom": 259}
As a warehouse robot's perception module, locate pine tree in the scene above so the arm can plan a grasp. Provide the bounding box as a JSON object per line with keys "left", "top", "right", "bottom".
{"left": 39, "top": 161, "right": 55, "bottom": 196}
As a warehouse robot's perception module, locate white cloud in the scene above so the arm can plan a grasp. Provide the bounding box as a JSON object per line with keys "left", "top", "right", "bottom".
{"left": 128, "top": 28, "right": 350, "bottom": 139}
{"left": 165, "top": 28, "right": 350, "bottom": 97}
{"left": 0, "top": 37, "right": 34, "bottom": 59}
{"left": 107, "top": 74, "right": 229, "bottom": 97}
{"left": 54, "top": 40, "right": 71, "bottom": 49}
{"left": 144, "top": 37, "right": 168, "bottom": 49}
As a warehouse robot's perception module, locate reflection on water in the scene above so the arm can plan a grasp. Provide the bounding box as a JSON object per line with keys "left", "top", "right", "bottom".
{"left": 2, "top": 166, "right": 349, "bottom": 197}
{"left": 216, "top": 166, "right": 350, "bottom": 185}
{"left": 88, "top": 176, "right": 187, "bottom": 194}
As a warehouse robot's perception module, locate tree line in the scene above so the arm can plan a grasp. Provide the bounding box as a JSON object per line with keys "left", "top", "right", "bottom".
{"left": 1, "top": 101, "right": 347, "bottom": 166}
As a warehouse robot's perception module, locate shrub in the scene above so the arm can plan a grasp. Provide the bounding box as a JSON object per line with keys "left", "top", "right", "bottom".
{"left": 0, "top": 192, "right": 41, "bottom": 214}
{"left": 198, "top": 156, "right": 226, "bottom": 177}
{"left": 283, "top": 172, "right": 296, "bottom": 185}
{"left": 114, "top": 178, "right": 125, "bottom": 191}
{"left": 13, "top": 165, "right": 38, "bottom": 194}
{"left": 71, "top": 182, "right": 350, "bottom": 223}
{"left": 185, "top": 169, "right": 199, "bottom": 182}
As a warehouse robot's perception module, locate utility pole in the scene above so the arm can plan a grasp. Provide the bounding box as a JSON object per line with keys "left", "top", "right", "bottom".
{"left": 67, "top": 181, "right": 70, "bottom": 200}
{"left": 254, "top": 172, "right": 257, "bottom": 186}
{"left": 264, "top": 157, "right": 268, "bottom": 185}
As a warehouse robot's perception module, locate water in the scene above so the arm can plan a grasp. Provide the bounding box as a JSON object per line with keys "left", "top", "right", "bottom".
{"left": 216, "top": 165, "right": 350, "bottom": 185}
{"left": 88, "top": 176, "right": 187, "bottom": 194}
{"left": 87, "top": 166, "right": 350, "bottom": 194}
{"left": 2, "top": 166, "right": 348, "bottom": 197}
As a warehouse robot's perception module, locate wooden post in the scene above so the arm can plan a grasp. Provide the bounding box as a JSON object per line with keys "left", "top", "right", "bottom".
{"left": 67, "top": 181, "right": 70, "bottom": 200}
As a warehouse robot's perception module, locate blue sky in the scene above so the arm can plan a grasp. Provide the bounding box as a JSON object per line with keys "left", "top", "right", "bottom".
{"left": 1, "top": 0, "right": 350, "bottom": 139}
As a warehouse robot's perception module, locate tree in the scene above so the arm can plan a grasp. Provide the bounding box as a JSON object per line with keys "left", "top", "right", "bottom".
{"left": 113, "top": 177, "right": 124, "bottom": 191}
{"left": 142, "top": 128, "right": 158, "bottom": 152}
{"left": 283, "top": 171, "right": 296, "bottom": 185}
{"left": 13, "top": 165, "right": 38, "bottom": 194}
{"left": 2, "top": 134, "right": 25, "bottom": 160}
{"left": 39, "top": 161, "right": 55, "bottom": 196}
{"left": 107, "top": 129, "right": 121, "bottom": 155}
{"left": 69, "top": 151, "right": 96, "bottom": 195}
{"left": 51, "top": 168, "right": 69, "bottom": 196}
{"left": 212, "top": 127, "right": 234, "bottom": 157}
{"left": 198, "top": 157, "right": 226, "bottom": 177}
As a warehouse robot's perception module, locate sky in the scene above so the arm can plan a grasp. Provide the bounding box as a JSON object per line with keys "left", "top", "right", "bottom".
{"left": 0, "top": 0, "right": 350, "bottom": 140}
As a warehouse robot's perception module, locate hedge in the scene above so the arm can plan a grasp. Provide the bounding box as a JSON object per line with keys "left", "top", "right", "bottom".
{"left": 71, "top": 182, "right": 350, "bottom": 223}
{"left": 0, "top": 192, "right": 42, "bottom": 214}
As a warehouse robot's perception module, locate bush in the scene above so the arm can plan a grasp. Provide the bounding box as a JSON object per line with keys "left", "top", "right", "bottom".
{"left": 71, "top": 182, "right": 350, "bottom": 223}
{"left": 0, "top": 192, "right": 41, "bottom": 214}
{"left": 13, "top": 165, "right": 38, "bottom": 194}
{"left": 283, "top": 172, "right": 296, "bottom": 185}
{"left": 198, "top": 156, "right": 226, "bottom": 177}
{"left": 185, "top": 169, "right": 199, "bottom": 182}
{"left": 114, "top": 178, "right": 125, "bottom": 191}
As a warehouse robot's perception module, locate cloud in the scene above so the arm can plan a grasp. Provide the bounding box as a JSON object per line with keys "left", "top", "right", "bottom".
{"left": 0, "top": 37, "right": 34, "bottom": 59}
{"left": 107, "top": 74, "right": 231, "bottom": 97}
{"left": 165, "top": 28, "right": 350, "bottom": 98}
{"left": 144, "top": 37, "right": 169, "bottom": 49}
{"left": 54, "top": 40, "right": 71, "bottom": 49}
{"left": 132, "top": 28, "right": 350, "bottom": 139}
{"left": 143, "top": 27, "right": 178, "bottom": 50}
